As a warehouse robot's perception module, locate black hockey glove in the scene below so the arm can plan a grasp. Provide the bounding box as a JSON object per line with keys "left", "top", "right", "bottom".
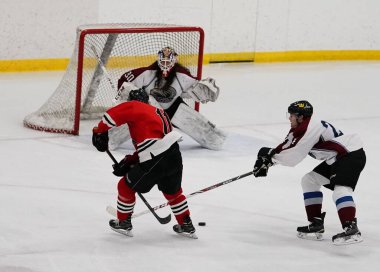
{"left": 92, "top": 127, "right": 109, "bottom": 152}
{"left": 253, "top": 147, "right": 275, "bottom": 177}
{"left": 112, "top": 154, "right": 137, "bottom": 177}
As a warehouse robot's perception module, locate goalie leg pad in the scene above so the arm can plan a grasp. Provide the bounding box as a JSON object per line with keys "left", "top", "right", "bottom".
{"left": 171, "top": 103, "right": 226, "bottom": 150}
{"left": 108, "top": 124, "right": 131, "bottom": 150}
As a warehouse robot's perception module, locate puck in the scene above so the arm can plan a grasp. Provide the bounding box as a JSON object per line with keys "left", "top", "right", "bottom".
{"left": 198, "top": 222, "right": 206, "bottom": 226}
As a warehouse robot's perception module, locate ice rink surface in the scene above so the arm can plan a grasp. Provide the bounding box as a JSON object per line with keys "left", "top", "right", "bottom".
{"left": 1, "top": 61, "right": 380, "bottom": 272}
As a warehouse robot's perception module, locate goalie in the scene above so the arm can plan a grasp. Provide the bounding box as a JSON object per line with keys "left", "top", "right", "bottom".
{"left": 108, "top": 46, "right": 226, "bottom": 150}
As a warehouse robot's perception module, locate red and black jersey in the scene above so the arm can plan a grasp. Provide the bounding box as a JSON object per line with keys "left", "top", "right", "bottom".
{"left": 96, "top": 101, "right": 181, "bottom": 162}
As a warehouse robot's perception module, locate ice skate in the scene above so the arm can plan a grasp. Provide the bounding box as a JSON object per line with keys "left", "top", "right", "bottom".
{"left": 297, "top": 212, "right": 325, "bottom": 241}
{"left": 332, "top": 219, "right": 363, "bottom": 245}
{"left": 109, "top": 216, "right": 133, "bottom": 237}
{"left": 173, "top": 216, "right": 198, "bottom": 239}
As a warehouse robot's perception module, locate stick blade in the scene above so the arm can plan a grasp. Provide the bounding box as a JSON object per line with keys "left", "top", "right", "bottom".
{"left": 106, "top": 205, "right": 117, "bottom": 217}
{"left": 107, "top": 205, "right": 171, "bottom": 224}
{"left": 157, "top": 213, "right": 172, "bottom": 224}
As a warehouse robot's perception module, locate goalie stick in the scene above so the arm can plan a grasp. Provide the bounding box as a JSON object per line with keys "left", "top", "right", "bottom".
{"left": 90, "top": 45, "right": 123, "bottom": 101}
{"left": 107, "top": 171, "right": 253, "bottom": 219}
{"left": 106, "top": 150, "right": 172, "bottom": 224}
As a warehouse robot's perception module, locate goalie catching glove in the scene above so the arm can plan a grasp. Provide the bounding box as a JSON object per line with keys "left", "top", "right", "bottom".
{"left": 253, "top": 147, "right": 275, "bottom": 177}
{"left": 184, "top": 77, "right": 220, "bottom": 103}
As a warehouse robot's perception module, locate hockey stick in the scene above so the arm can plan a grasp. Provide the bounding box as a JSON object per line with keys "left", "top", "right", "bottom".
{"left": 105, "top": 150, "right": 172, "bottom": 224}
{"left": 90, "top": 45, "right": 117, "bottom": 91}
{"left": 90, "top": 45, "right": 123, "bottom": 101}
{"left": 107, "top": 171, "right": 253, "bottom": 219}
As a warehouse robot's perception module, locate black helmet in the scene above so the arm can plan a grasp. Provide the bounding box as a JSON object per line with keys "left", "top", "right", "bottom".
{"left": 128, "top": 88, "right": 149, "bottom": 104}
{"left": 288, "top": 100, "right": 313, "bottom": 117}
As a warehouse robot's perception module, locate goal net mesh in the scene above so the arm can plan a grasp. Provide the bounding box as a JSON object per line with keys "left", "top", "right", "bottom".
{"left": 24, "top": 23, "right": 204, "bottom": 134}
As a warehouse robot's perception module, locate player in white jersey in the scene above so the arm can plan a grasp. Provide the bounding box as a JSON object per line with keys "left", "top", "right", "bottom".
{"left": 252, "top": 100, "right": 366, "bottom": 245}
{"left": 108, "top": 46, "right": 226, "bottom": 151}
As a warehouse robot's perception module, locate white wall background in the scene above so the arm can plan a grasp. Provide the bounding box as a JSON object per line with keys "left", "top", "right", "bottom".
{"left": 1, "top": 0, "right": 380, "bottom": 60}
{"left": 255, "top": 0, "right": 380, "bottom": 51}
{"left": 0, "top": 0, "right": 97, "bottom": 60}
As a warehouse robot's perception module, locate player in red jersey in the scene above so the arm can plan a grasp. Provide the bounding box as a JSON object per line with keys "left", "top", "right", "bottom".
{"left": 92, "top": 88, "right": 197, "bottom": 238}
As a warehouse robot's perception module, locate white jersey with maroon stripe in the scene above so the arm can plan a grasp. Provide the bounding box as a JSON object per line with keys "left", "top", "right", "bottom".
{"left": 96, "top": 100, "right": 182, "bottom": 162}
{"left": 273, "top": 115, "right": 363, "bottom": 167}
{"left": 117, "top": 64, "right": 197, "bottom": 110}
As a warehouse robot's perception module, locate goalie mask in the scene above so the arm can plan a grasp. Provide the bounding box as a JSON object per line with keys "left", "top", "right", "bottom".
{"left": 128, "top": 88, "right": 149, "bottom": 104}
{"left": 157, "top": 47, "right": 178, "bottom": 77}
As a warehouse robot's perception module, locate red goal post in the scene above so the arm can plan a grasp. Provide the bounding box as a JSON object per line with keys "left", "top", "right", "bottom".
{"left": 24, "top": 23, "right": 205, "bottom": 135}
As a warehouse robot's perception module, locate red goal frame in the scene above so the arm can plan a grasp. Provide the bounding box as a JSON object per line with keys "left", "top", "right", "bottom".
{"left": 73, "top": 27, "right": 205, "bottom": 135}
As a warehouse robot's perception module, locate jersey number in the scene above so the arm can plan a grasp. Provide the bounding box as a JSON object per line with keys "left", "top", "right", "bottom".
{"left": 321, "top": 121, "right": 343, "bottom": 137}
{"left": 124, "top": 71, "right": 135, "bottom": 82}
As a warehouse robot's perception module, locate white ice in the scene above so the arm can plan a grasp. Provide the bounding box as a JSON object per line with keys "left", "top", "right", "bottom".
{"left": 1, "top": 62, "right": 380, "bottom": 272}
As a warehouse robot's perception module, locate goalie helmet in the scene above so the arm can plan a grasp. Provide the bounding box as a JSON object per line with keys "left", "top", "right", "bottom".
{"left": 128, "top": 88, "right": 149, "bottom": 104}
{"left": 288, "top": 100, "right": 313, "bottom": 117}
{"left": 157, "top": 47, "right": 178, "bottom": 77}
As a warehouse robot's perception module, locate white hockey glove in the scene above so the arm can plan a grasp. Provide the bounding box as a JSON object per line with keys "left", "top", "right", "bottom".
{"left": 185, "top": 77, "right": 220, "bottom": 103}
{"left": 115, "top": 82, "right": 139, "bottom": 102}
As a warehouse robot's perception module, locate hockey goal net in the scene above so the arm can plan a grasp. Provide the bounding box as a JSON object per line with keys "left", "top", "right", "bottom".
{"left": 24, "top": 23, "right": 204, "bottom": 135}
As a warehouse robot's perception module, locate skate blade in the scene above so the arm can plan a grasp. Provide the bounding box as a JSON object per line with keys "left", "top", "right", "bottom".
{"left": 333, "top": 234, "right": 363, "bottom": 246}
{"left": 176, "top": 232, "right": 198, "bottom": 239}
{"left": 297, "top": 232, "right": 323, "bottom": 241}
{"left": 110, "top": 227, "right": 133, "bottom": 237}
